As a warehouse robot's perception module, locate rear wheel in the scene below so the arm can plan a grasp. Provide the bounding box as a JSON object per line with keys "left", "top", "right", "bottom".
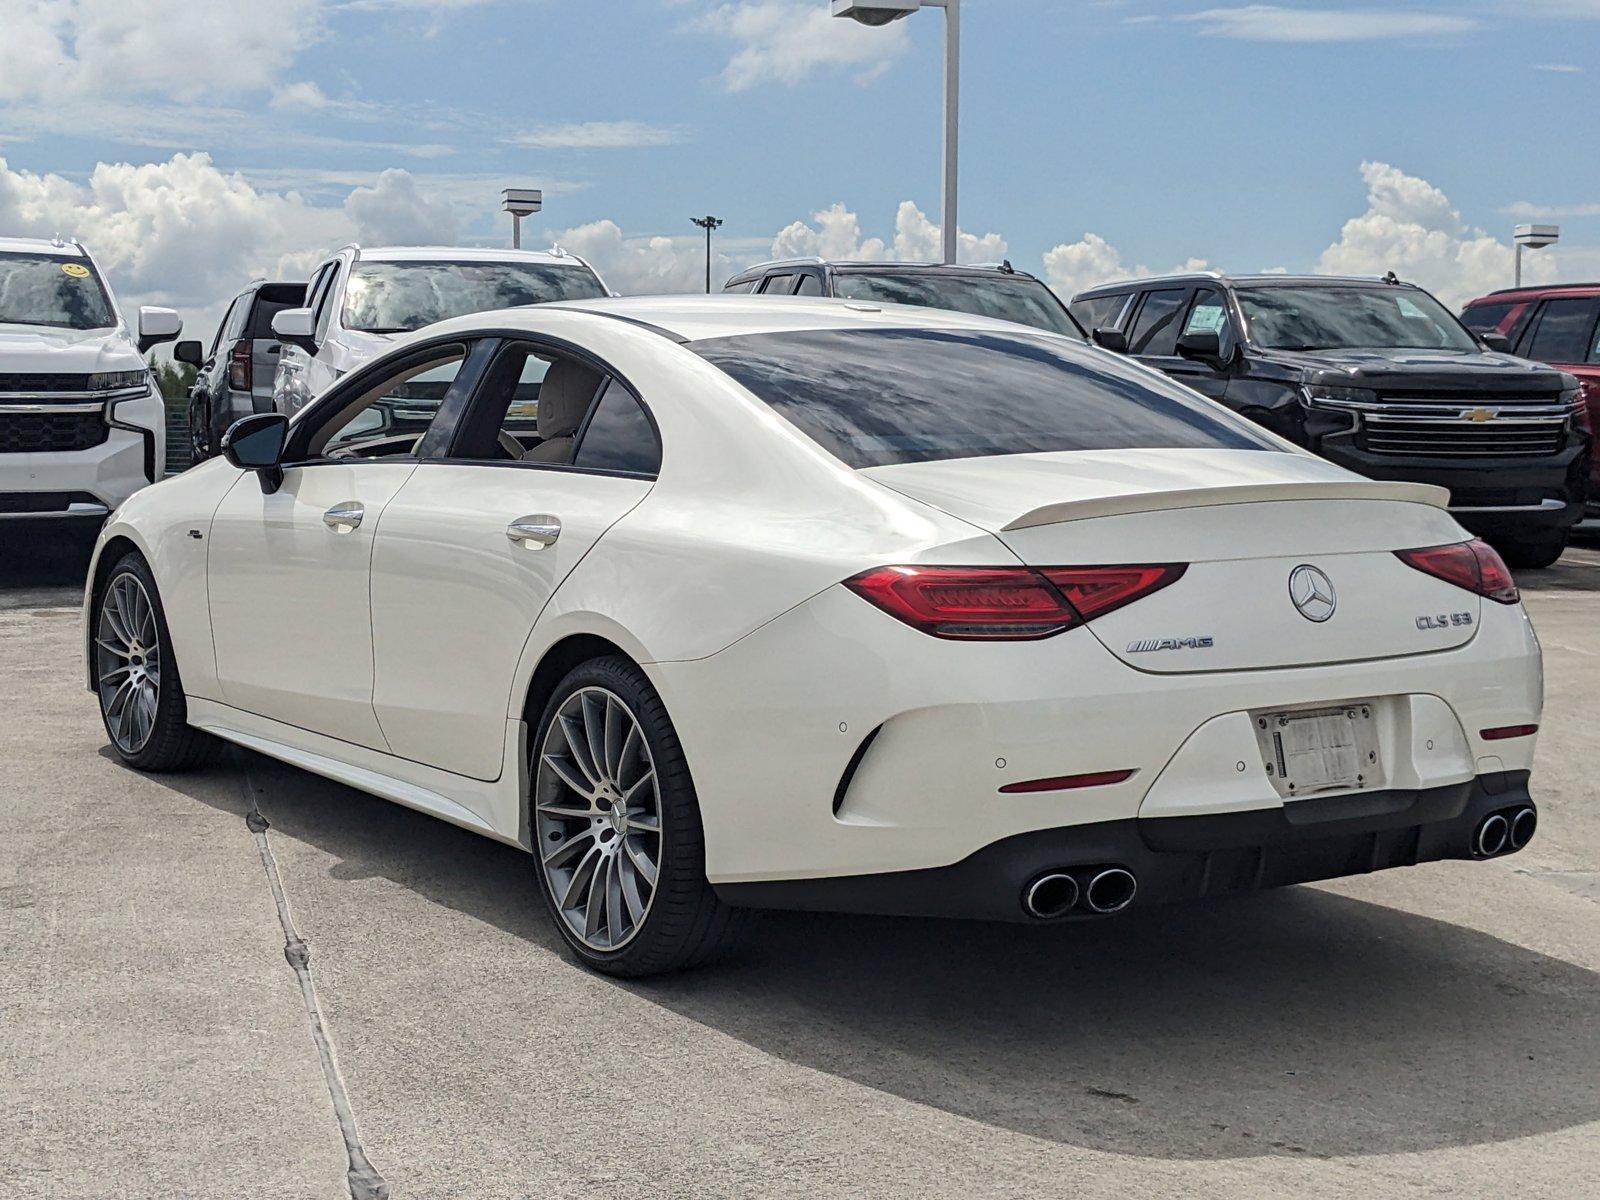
{"left": 92, "top": 552, "right": 211, "bottom": 771}
{"left": 530, "top": 656, "right": 745, "bottom": 977}
{"left": 1495, "top": 533, "right": 1568, "bottom": 570}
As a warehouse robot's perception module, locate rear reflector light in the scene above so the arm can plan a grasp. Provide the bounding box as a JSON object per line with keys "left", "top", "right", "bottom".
{"left": 1394, "top": 539, "right": 1519, "bottom": 605}
{"left": 999, "top": 769, "right": 1136, "bottom": 794}
{"left": 1481, "top": 724, "right": 1538, "bottom": 741}
{"left": 842, "top": 563, "right": 1186, "bottom": 640}
{"left": 228, "top": 340, "right": 252, "bottom": 391}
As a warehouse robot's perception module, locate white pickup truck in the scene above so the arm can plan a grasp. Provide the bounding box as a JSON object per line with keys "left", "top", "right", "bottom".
{"left": 0, "top": 237, "right": 181, "bottom": 522}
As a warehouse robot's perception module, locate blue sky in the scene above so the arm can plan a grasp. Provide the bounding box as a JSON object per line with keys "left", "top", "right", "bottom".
{"left": 2, "top": 1, "right": 1598, "bottom": 325}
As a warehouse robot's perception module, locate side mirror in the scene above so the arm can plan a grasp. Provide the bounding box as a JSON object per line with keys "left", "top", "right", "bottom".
{"left": 221, "top": 412, "right": 289, "bottom": 493}
{"left": 173, "top": 339, "right": 204, "bottom": 368}
{"left": 272, "top": 307, "right": 319, "bottom": 356}
{"left": 1480, "top": 332, "right": 1512, "bottom": 353}
{"left": 1176, "top": 329, "right": 1225, "bottom": 363}
{"left": 137, "top": 306, "right": 182, "bottom": 353}
{"left": 1092, "top": 327, "right": 1129, "bottom": 353}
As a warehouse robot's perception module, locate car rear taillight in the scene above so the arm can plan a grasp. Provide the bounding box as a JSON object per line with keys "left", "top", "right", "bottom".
{"left": 1394, "top": 539, "right": 1519, "bottom": 605}
{"left": 228, "top": 340, "right": 252, "bottom": 391}
{"left": 842, "top": 563, "right": 1186, "bottom": 640}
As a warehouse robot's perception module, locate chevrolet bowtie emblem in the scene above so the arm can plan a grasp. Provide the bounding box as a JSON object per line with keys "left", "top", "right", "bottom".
{"left": 1463, "top": 407, "right": 1496, "bottom": 422}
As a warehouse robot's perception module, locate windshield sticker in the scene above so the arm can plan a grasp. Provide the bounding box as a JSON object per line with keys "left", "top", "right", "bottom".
{"left": 1187, "top": 304, "right": 1227, "bottom": 334}
{"left": 60, "top": 262, "right": 90, "bottom": 279}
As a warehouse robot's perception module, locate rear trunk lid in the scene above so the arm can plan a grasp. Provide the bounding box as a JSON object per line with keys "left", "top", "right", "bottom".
{"left": 865, "top": 448, "right": 1482, "bottom": 672}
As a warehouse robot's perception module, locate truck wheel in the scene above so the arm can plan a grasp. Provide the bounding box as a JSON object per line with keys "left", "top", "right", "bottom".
{"left": 1495, "top": 534, "right": 1568, "bottom": 570}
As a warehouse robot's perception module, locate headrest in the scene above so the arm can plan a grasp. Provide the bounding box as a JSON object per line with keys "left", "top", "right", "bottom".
{"left": 537, "top": 359, "right": 602, "bottom": 439}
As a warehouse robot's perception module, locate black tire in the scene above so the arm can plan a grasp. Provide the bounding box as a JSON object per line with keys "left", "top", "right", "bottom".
{"left": 91, "top": 551, "right": 212, "bottom": 772}
{"left": 1495, "top": 534, "right": 1568, "bottom": 570}
{"left": 529, "top": 656, "right": 746, "bottom": 977}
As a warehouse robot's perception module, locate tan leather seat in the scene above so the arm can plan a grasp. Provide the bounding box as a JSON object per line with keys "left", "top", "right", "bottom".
{"left": 523, "top": 360, "right": 602, "bottom": 463}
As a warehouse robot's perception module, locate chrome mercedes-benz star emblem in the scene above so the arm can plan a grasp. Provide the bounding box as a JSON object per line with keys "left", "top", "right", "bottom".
{"left": 1288, "top": 564, "right": 1337, "bottom": 623}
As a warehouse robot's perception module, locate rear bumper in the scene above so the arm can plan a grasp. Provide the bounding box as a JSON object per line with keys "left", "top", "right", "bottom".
{"left": 715, "top": 772, "right": 1533, "bottom": 920}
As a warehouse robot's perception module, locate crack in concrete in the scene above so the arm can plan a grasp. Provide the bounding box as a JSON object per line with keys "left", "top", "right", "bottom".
{"left": 239, "top": 756, "right": 390, "bottom": 1200}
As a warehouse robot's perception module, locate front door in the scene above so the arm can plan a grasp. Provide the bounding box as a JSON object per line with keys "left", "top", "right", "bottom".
{"left": 1162, "top": 286, "right": 1236, "bottom": 403}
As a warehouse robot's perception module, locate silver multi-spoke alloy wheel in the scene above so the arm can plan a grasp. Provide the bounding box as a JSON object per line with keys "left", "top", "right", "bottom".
{"left": 95, "top": 571, "right": 162, "bottom": 755}
{"left": 534, "top": 686, "right": 663, "bottom": 953}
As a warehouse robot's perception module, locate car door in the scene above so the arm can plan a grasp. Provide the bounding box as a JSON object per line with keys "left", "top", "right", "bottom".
{"left": 207, "top": 341, "right": 478, "bottom": 749}
{"left": 274, "top": 261, "right": 335, "bottom": 415}
{"left": 1162, "top": 286, "right": 1237, "bottom": 403}
{"left": 369, "top": 341, "right": 659, "bottom": 782}
{"left": 1124, "top": 287, "right": 1191, "bottom": 376}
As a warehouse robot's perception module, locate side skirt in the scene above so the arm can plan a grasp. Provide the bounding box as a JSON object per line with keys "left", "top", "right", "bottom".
{"left": 186, "top": 697, "right": 531, "bottom": 849}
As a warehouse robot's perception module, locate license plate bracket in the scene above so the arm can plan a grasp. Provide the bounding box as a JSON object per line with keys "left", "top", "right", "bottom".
{"left": 1252, "top": 703, "right": 1381, "bottom": 799}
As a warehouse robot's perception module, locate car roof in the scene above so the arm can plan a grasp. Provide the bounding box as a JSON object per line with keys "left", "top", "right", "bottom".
{"left": 730, "top": 258, "right": 1046, "bottom": 282}
{"left": 448, "top": 294, "right": 1075, "bottom": 345}
{"left": 358, "top": 245, "right": 590, "bottom": 265}
{"left": 0, "top": 236, "right": 90, "bottom": 258}
{"left": 1470, "top": 282, "right": 1600, "bottom": 303}
{"left": 1074, "top": 271, "right": 1423, "bottom": 298}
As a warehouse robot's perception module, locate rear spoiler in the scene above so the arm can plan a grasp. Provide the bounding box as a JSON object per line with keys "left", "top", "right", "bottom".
{"left": 1002, "top": 480, "right": 1450, "bottom": 531}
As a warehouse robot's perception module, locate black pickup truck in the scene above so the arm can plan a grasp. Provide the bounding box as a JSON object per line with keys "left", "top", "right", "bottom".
{"left": 1070, "top": 272, "right": 1590, "bottom": 567}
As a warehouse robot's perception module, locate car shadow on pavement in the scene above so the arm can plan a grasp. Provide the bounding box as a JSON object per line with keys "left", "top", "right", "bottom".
{"left": 152, "top": 746, "right": 1600, "bottom": 1166}
{"left": 0, "top": 524, "right": 97, "bottom": 609}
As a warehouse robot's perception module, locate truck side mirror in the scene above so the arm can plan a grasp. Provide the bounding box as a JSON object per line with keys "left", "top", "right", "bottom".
{"left": 1093, "top": 327, "right": 1129, "bottom": 353}
{"left": 272, "top": 307, "right": 319, "bottom": 356}
{"left": 173, "top": 340, "right": 205, "bottom": 368}
{"left": 137, "top": 307, "right": 182, "bottom": 353}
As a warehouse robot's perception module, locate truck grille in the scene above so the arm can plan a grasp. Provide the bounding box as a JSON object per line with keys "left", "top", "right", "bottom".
{"left": 0, "top": 411, "right": 109, "bottom": 454}
{"left": 0, "top": 373, "right": 93, "bottom": 394}
{"left": 1358, "top": 418, "right": 1568, "bottom": 458}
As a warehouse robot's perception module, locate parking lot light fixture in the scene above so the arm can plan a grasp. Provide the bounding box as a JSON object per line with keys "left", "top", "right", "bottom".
{"left": 502, "top": 188, "right": 544, "bottom": 250}
{"left": 691, "top": 215, "right": 724, "bottom": 293}
{"left": 1513, "top": 223, "right": 1559, "bottom": 288}
{"left": 831, "top": 0, "right": 960, "bottom": 265}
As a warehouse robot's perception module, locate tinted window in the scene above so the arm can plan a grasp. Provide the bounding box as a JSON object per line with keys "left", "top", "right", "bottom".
{"left": 691, "top": 327, "right": 1272, "bottom": 470}
{"left": 794, "top": 274, "right": 824, "bottom": 296}
{"left": 342, "top": 260, "right": 607, "bottom": 333}
{"left": 1235, "top": 285, "right": 1477, "bottom": 351}
{"left": 832, "top": 270, "right": 1082, "bottom": 337}
{"left": 1460, "top": 301, "right": 1517, "bottom": 335}
{"left": 211, "top": 297, "right": 244, "bottom": 355}
{"left": 1128, "top": 289, "right": 1186, "bottom": 356}
{"left": 1070, "top": 294, "right": 1129, "bottom": 332}
{"left": 573, "top": 380, "right": 661, "bottom": 475}
{"left": 723, "top": 279, "right": 759, "bottom": 293}
{"left": 311, "top": 349, "right": 466, "bottom": 458}
{"left": 0, "top": 253, "right": 116, "bottom": 330}
{"left": 759, "top": 274, "right": 796, "bottom": 295}
{"left": 1183, "top": 287, "right": 1236, "bottom": 355}
{"left": 1523, "top": 297, "right": 1600, "bottom": 365}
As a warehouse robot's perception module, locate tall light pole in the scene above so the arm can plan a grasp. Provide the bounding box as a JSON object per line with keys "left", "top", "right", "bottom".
{"left": 1513, "top": 223, "right": 1559, "bottom": 288}
{"left": 691, "top": 215, "right": 723, "bottom": 293}
{"left": 832, "top": 0, "right": 960, "bottom": 265}
{"left": 502, "top": 188, "right": 543, "bottom": 249}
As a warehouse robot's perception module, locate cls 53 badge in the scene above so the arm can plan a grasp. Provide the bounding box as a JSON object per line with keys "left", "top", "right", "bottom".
{"left": 1417, "top": 611, "right": 1474, "bottom": 630}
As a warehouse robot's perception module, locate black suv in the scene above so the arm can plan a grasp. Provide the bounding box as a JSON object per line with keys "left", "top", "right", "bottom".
{"left": 1070, "top": 272, "right": 1589, "bottom": 567}
{"left": 175, "top": 279, "right": 306, "bottom": 460}
{"left": 723, "top": 259, "right": 1084, "bottom": 337}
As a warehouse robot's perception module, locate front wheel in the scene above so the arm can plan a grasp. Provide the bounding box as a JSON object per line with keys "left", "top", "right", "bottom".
{"left": 530, "top": 656, "right": 745, "bottom": 977}
{"left": 1495, "top": 533, "right": 1568, "bottom": 570}
{"left": 92, "top": 552, "right": 211, "bottom": 771}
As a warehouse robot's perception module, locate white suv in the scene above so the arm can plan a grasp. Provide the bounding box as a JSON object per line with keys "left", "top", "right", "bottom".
{"left": 271, "top": 244, "right": 610, "bottom": 415}
{"left": 0, "top": 237, "right": 181, "bottom": 521}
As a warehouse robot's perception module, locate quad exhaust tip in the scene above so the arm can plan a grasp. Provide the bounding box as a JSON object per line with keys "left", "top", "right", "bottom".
{"left": 1023, "top": 872, "right": 1079, "bottom": 920}
{"left": 1474, "top": 813, "right": 1510, "bottom": 858}
{"left": 1085, "top": 867, "right": 1138, "bottom": 914}
{"left": 1509, "top": 806, "right": 1537, "bottom": 851}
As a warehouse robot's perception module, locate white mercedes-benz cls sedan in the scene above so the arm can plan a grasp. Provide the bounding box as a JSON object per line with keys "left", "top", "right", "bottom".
{"left": 83, "top": 296, "right": 1543, "bottom": 976}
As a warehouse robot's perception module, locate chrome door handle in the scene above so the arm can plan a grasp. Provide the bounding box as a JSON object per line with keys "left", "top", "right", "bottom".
{"left": 507, "top": 514, "right": 561, "bottom": 549}
{"left": 323, "top": 501, "right": 364, "bottom": 532}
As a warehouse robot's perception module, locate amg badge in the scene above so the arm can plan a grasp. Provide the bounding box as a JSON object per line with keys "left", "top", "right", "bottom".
{"left": 1127, "top": 636, "right": 1215, "bottom": 653}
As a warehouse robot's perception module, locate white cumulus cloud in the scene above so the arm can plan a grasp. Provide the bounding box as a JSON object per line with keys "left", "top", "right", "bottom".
{"left": 1042, "top": 232, "right": 1208, "bottom": 300}
{"left": 692, "top": 1, "right": 910, "bottom": 91}
{"left": 343, "top": 168, "right": 459, "bottom": 246}
{"left": 544, "top": 219, "right": 734, "bottom": 295}
{"left": 772, "top": 201, "right": 1007, "bottom": 264}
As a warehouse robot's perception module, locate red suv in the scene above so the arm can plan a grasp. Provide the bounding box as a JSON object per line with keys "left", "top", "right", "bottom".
{"left": 1462, "top": 283, "right": 1600, "bottom": 517}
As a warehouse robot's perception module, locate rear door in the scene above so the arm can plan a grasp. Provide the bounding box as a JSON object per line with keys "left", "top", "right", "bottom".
{"left": 369, "top": 342, "right": 658, "bottom": 782}
{"left": 1516, "top": 294, "right": 1600, "bottom": 494}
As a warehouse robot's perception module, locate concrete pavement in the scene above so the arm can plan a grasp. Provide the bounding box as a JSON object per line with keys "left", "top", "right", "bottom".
{"left": 2, "top": 524, "right": 1597, "bottom": 1198}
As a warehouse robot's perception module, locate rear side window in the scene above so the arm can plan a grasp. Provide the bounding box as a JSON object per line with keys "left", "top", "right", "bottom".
{"left": 1128, "top": 289, "right": 1186, "bottom": 356}
{"left": 1523, "top": 297, "right": 1600, "bottom": 365}
{"left": 794, "top": 274, "right": 824, "bottom": 296}
{"left": 573, "top": 380, "right": 661, "bottom": 475}
{"left": 1461, "top": 300, "right": 1523, "bottom": 338}
{"left": 690, "top": 327, "right": 1272, "bottom": 470}
{"left": 759, "top": 274, "right": 796, "bottom": 295}
{"left": 249, "top": 284, "right": 307, "bottom": 338}
{"left": 723, "top": 279, "right": 759, "bottom": 294}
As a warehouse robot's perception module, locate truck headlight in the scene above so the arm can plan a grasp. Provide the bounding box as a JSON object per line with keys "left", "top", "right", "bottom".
{"left": 88, "top": 370, "right": 151, "bottom": 393}
{"left": 1302, "top": 385, "right": 1379, "bottom": 410}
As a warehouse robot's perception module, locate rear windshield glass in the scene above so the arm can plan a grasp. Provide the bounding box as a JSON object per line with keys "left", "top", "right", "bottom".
{"left": 690, "top": 327, "right": 1272, "bottom": 469}
{"left": 249, "top": 283, "right": 306, "bottom": 338}
{"left": 832, "top": 271, "right": 1083, "bottom": 337}
{"left": 1236, "top": 285, "right": 1478, "bottom": 351}
{"left": 0, "top": 253, "right": 116, "bottom": 330}
{"left": 343, "top": 260, "right": 607, "bottom": 333}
